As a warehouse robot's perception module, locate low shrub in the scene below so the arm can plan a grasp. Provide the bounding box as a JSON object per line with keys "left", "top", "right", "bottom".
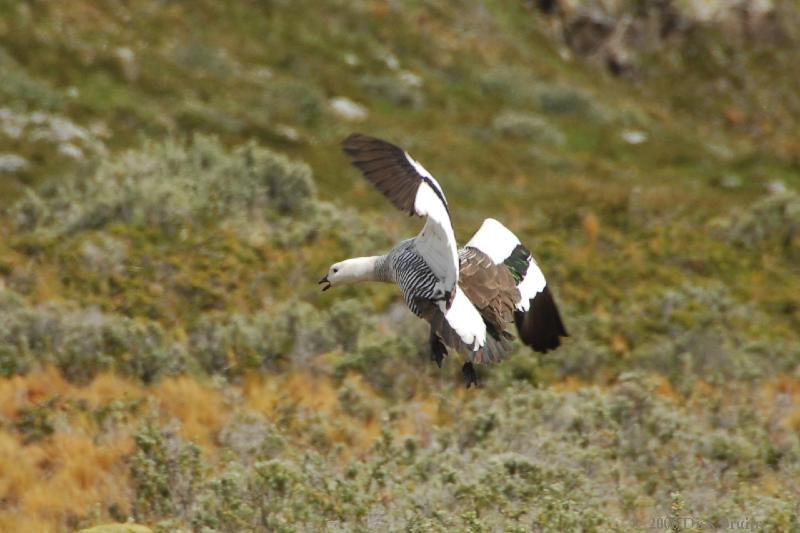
{"left": 0, "top": 291, "right": 183, "bottom": 383}
{"left": 360, "top": 74, "right": 425, "bottom": 109}
{"left": 129, "top": 420, "right": 202, "bottom": 525}
{"left": 11, "top": 135, "right": 317, "bottom": 238}
{"left": 535, "top": 83, "right": 599, "bottom": 118}
{"left": 713, "top": 190, "right": 800, "bottom": 256}
{"left": 122, "top": 377, "right": 800, "bottom": 531}
{"left": 492, "top": 111, "right": 565, "bottom": 146}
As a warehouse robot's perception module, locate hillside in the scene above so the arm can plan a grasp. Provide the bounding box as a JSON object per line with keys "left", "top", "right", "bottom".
{"left": 0, "top": 1, "right": 799, "bottom": 531}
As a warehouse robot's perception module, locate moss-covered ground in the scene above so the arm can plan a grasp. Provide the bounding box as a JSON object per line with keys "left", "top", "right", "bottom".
{"left": 1, "top": 1, "right": 799, "bottom": 531}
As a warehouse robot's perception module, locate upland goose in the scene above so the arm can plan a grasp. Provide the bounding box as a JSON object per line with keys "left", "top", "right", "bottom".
{"left": 320, "top": 134, "right": 567, "bottom": 386}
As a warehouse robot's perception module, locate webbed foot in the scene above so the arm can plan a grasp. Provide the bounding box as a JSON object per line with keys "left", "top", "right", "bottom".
{"left": 430, "top": 332, "right": 447, "bottom": 368}
{"left": 462, "top": 362, "right": 479, "bottom": 388}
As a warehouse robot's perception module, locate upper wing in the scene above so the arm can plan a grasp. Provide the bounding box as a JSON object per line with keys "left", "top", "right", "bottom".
{"left": 342, "top": 133, "right": 459, "bottom": 297}
{"left": 458, "top": 247, "right": 519, "bottom": 334}
{"left": 466, "top": 218, "right": 568, "bottom": 353}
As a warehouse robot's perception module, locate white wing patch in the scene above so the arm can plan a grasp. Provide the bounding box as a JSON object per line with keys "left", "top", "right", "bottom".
{"left": 465, "top": 218, "right": 520, "bottom": 264}
{"left": 404, "top": 152, "right": 444, "bottom": 197}
{"left": 406, "top": 152, "right": 459, "bottom": 293}
{"left": 440, "top": 287, "right": 486, "bottom": 350}
{"left": 466, "top": 217, "right": 548, "bottom": 311}
{"left": 516, "top": 261, "right": 546, "bottom": 312}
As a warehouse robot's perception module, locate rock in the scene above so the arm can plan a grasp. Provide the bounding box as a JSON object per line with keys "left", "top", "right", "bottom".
{"left": 766, "top": 181, "right": 787, "bottom": 194}
{"left": 59, "top": 142, "right": 85, "bottom": 159}
{"left": 718, "top": 174, "right": 742, "bottom": 189}
{"left": 115, "top": 47, "right": 138, "bottom": 81}
{"left": 274, "top": 124, "right": 300, "bottom": 141}
{"left": 398, "top": 70, "right": 423, "bottom": 88}
{"left": 621, "top": 129, "right": 647, "bottom": 145}
{"left": 343, "top": 52, "right": 360, "bottom": 66}
{"left": 0, "top": 153, "right": 29, "bottom": 173}
{"left": 380, "top": 51, "right": 400, "bottom": 70}
{"left": 539, "top": 1, "right": 783, "bottom": 76}
{"left": 329, "top": 97, "right": 369, "bottom": 121}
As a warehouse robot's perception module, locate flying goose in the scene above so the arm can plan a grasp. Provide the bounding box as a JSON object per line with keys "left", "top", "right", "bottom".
{"left": 320, "top": 134, "right": 567, "bottom": 386}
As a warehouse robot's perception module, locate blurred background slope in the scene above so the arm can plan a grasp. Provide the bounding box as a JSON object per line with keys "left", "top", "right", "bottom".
{"left": 0, "top": 1, "right": 799, "bottom": 531}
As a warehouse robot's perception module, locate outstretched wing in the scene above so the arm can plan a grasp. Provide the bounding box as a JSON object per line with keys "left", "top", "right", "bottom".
{"left": 342, "top": 133, "right": 459, "bottom": 298}
{"left": 466, "top": 218, "right": 568, "bottom": 353}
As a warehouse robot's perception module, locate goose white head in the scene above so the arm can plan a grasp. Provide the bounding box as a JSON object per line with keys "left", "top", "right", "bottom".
{"left": 319, "top": 256, "right": 382, "bottom": 291}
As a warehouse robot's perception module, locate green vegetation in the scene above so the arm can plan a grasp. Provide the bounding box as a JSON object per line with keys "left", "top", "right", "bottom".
{"left": 125, "top": 376, "right": 800, "bottom": 532}
{"left": 0, "top": 1, "right": 799, "bottom": 531}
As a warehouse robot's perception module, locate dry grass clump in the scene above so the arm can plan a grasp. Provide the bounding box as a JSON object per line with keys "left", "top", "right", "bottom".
{"left": 0, "top": 369, "right": 134, "bottom": 532}
{"left": 0, "top": 367, "right": 235, "bottom": 532}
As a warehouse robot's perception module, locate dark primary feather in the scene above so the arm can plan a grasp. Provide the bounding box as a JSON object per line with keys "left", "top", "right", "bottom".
{"left": 342, "top": 133, "right": 449, "bottom": 216}
{"left": 493, "top": 239, "right": 569, "bottom": 354}
{"left": 514, "top": 285, "right": 568, "bottom": 353}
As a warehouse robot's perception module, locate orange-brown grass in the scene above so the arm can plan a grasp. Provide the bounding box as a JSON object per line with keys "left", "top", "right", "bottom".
{"left": 72, "top": 372, "right": 145, "bottom": 410}
{"left": 0, "top": 366, "right": 71, "bottom": 418}
{"left": 0, "top": 367, "right": 452, "bottom": 530}
{"left": 18, "top": 433, "right": 131, "bottom": 526}
{"left": 244, "top": 371, "right": 382, "bottom": 457}
{"left": 242, "top": 371, "right": 443, "bottom": 459}
{"left": 0, "top": 513, "right": 56, "bottom": 533}
{"left": 550, "top": 376, "right": 589, "bottom": 393}
{"left": 2, "top": 367, "right": 459, "bottom": 528}
{"left": 1, "top": 366, "right": 797, "bottom": 531}
{"left": 651, "top": 375, "right": 682, "bottom": 403}
{"left": 0, "top": 425, "right": 131, "bottom": 532}
{"left": 151, "top": 376, "right": 230, "bottom": 448}
{"left": 0, "top": 368, "right": 231, "bottom": 531}
{"left": 688, "top": 379, "right": 716, "bottom": 401}
{"left": 0, "top": 368, "right": 138, "bottom": 531}
{"left": 759, "top": 375, "right": 800, "bottom": 435}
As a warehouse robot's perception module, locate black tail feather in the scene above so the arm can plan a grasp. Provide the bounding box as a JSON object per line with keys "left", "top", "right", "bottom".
{"left": 515, "top": 285, "right": 568, "bottom": 353}
{"left": 478, "top": 326, "right": 513, "bottom": 364}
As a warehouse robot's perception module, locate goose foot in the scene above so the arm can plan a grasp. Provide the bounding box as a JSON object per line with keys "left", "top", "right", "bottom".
{"left": 430, "top": 333, "right": 447, "bottom": 368}
{"left": 462, "top": 362, "right": 479, "bottom": 388}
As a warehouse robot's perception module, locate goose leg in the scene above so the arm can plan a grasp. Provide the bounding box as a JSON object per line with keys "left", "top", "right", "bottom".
{"left": 429, "top": 330, "right": 447, "bottom": 368}
{"left": 462, "top": 362, "right": 479, "bottom": 388}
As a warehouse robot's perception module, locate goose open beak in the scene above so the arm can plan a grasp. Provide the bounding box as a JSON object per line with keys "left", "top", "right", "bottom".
{"left": 318, "top": 275, "right": 331, "bottom": 291}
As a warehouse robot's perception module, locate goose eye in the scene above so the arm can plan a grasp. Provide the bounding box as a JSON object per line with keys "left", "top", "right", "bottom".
{"left": 333, "top": 268, "right": 339, "bottom": 273}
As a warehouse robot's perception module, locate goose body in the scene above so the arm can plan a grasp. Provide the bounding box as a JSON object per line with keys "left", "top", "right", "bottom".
{"left": 320, "top": 134, "right": 567, "bottom": 385}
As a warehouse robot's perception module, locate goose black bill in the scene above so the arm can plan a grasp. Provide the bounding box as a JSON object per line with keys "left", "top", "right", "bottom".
{"left": 318, "top": 275, "right": 331, "bottom": 291}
